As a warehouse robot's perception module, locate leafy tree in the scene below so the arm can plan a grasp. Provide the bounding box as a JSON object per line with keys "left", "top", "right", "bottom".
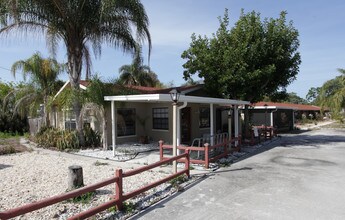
{"left": 182, "top": 9, "right": 301, "bottom": 102}
{"left": 0, "top": 81, "right": 29, "bottom": 134}
{"left": 306, "top": 87, "right": 321, "bottom": 104}
{"left": 119, "top": 44, "right": 159, "bottom": 87}
{"left": 181, "top": 9, "right": 301, "bottom": 136}
{"left": 10, "top": 52, "right": 64, "bottom": 126}
{"left": 285, "top": 92, "right": 307, "bottom": 104}
{"left": 1, "top": 0, "right": 151, "bottom": 145}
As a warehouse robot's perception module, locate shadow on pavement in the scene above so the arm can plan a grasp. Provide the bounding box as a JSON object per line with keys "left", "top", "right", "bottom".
{"left": 130, "top": 173, "right": 209, "bottom": 219}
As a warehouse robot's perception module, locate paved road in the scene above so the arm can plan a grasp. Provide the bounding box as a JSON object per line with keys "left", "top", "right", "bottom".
{"left": 133, "top": 129, "right": 345, "bottom": 220}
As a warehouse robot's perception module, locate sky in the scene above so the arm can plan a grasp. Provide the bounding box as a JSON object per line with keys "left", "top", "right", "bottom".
{"left": 1, "top": 0, "right": 345, "bottom": 99}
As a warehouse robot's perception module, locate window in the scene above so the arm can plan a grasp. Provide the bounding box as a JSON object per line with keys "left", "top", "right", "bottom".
{"left": 199, "top": 107, "right": 210, "bottom": 128}
{"left": 152, "top": 108, "right": 169, "bottom": 130}
{"left": 117, "top": 108, "right": 136, "bottom": 136}
{"left": 64, "top": 109, "right": 76, "bottom": 130}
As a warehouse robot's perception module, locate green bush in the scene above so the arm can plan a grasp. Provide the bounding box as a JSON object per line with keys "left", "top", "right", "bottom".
{"left": 35, "top": 126, "right": 101, "bottom": 150}
{"left": 35, "top": 127, "right": 79, "bottom": 150}
{"left": 83, "top": 126, "right": 101, "bottom": 148}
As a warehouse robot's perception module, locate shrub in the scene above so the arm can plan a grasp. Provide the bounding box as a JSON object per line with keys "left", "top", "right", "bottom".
{"left": 83, "top": 126, "right": 101, "bottom": 148}
{"left": 35, "top": 126, "right": 101, "bottom": 150}
{"left": 0, "top": 146, "right": 16, "bottom": 155}
{"left": 35, "top": 127, "right": 79, "bottom": 150}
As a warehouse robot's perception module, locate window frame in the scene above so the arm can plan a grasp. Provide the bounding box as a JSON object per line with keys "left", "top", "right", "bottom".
{"left": 152, "top": 107, "right": 169, "bottom": 130}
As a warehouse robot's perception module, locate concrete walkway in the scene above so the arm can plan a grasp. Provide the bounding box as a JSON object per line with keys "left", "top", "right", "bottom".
{"left": 134, "top": 129, "right": 345, "bottom": 220}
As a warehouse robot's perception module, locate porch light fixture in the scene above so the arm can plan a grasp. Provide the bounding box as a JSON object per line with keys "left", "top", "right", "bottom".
{"left": 169, "top": 88, "right": 180, "bottom": 173}
{"left": 169, "top": 88, "right": 181, "bottom": 103}
{"left": 228, "top": 108, "right": 233, "bottom": 117}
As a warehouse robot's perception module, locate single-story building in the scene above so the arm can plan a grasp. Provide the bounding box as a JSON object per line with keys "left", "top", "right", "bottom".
{"left": 49, "top": 81, "right": 250, "bottom": 150}
{"left": 249, "top": 102, "right": 325, "bottom": 131}
{"left": 104, "top": 85, "right": 250, "bottom": 148}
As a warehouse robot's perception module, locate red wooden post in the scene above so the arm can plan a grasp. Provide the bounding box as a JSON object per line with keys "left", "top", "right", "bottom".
{"left": 204, "top": 143, "right": 209, "bottom": 169}
{"left": 115, "top": 169, "right": 123, "bottom": 211}
{"left": 159, "top": 140, "right": 164, "bottom": 161}
{"left": 185, "top": 149, "right": 190, "bottom": 178}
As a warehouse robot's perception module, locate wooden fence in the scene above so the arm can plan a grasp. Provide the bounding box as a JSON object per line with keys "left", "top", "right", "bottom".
{"left": 0, "top": 152, "right": 190, "bottom": 220}
{"left": 159, "top": 136, "right": 241, "bottom": 169}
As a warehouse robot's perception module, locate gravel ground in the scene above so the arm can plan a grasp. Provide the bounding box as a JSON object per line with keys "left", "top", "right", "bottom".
{"left": 0, "top": 140, "right": 172, "bottom": 220}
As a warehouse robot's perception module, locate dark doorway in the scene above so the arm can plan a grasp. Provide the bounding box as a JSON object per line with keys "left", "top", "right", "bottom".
{"left": 181, "top": 107, "right": 191, "bottom": 144}
{"left": 216, "top": 109, "right": 222, "bottom": 132}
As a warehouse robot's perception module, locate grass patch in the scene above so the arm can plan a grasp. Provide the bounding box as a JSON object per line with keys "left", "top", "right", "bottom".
{"left": 0, "top": 132, "right": 24, "bottom": 139}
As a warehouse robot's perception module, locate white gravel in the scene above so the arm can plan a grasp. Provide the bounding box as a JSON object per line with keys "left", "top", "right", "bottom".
{"left": 0, "top": 140, "right": 172, "bottom": 220}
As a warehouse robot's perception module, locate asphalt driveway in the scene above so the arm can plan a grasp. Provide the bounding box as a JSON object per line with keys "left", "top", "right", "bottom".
{"left": 134, "top": 129, "right": 345, "bottom": 220}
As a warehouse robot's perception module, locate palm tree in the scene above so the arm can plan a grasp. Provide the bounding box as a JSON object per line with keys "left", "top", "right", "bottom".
{"left": 119, "top": 44, "right": 159, "bottom": 87}
{"left": 10, "top": 52, "right": 64, "bottom": 126}
{"left": 1, "top": 0, "right": 151, "bottom": 145}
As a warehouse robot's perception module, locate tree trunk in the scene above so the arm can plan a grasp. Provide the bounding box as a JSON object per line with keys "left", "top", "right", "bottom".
{"left": 43, "top": 96, "right": 50, "bottom": 127}
{"left": 67, "top": 44, "right": 85, "bottom": 147}
{"left": 102, "top": 108, "right": 108, "bottom": 150}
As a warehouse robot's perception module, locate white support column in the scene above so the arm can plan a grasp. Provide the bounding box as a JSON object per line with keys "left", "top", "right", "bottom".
{"left": 111, "top": 101, "right": 116, "bottom": 156}
{"left": 234, "top": 105, "right": 239, "bottom": 146}
{"left": 292, "top": 110, "right": 295, "bottom": 130}
{"left": 210, "top": 103, "right": 214, "bottom": 146}
{"left": 172, "top": 103, "right": 177, "bottom": 173}
{"left": 270, "top": 112, "right": 274, "bottom": 127}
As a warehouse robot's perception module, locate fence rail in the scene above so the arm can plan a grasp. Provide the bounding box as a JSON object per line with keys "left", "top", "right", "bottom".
{"left": 160, "top": 136, "right": 241, "bottom": 168}
{"left": 0, "top": 152, "right": 190, "bottom": 220}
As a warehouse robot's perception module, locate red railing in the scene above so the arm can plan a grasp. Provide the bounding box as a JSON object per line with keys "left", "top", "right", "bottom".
{"left": 159, "top": 136, "right": 241, "bottom": 169}
{"left": 0, "top": 152, "right": 190, "bottom": 220}
{"left": 250, "top": 126, "right": 277, "bottom": 145}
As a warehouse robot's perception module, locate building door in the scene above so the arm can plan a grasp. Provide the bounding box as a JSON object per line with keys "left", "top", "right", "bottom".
{"left": 181, "top": 107, "right": 191, "bottom": 144}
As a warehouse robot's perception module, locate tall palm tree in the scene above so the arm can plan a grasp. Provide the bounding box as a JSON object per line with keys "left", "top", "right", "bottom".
{"left": 119, "top": 44, "right": 159, "bottom": 87}
{"left": 0, "top": 0, "right": 151, "bottom": 145}
{"left": 10, "top": 52, "right": 64, "bottom": 126}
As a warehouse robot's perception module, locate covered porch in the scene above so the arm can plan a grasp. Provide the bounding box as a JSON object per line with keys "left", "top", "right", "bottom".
{"left": 104, "top": 93, "right": 250, "bottom": 157}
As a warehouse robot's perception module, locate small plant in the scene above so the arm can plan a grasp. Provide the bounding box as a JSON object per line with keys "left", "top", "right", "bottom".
{"left": 169, "top": 175, "right": 188, "bottom": 188}
{"left": 107, "top": 205, "right": 117, "bottom": 213}
{"left": 0, "top": 146, "right": 16, "bottom": 155}
{"left": 123, "top": 201, "right": 136, "bottom": 214}
{"left": 69, "top": 191, "right": 96, "bottom": 204}
{"left": 118, "top": 148, "right": 134, "bottom": 154}
{"left": 94, "top": 160, "right": 109, "bottom": 166}
{"left": 83, "top": 126, "right": 101, "bottom": 148}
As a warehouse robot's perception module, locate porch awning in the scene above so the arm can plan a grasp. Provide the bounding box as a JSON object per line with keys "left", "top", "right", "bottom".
{"left": 104, "top": 94, "right": 250, "bottom": 106}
